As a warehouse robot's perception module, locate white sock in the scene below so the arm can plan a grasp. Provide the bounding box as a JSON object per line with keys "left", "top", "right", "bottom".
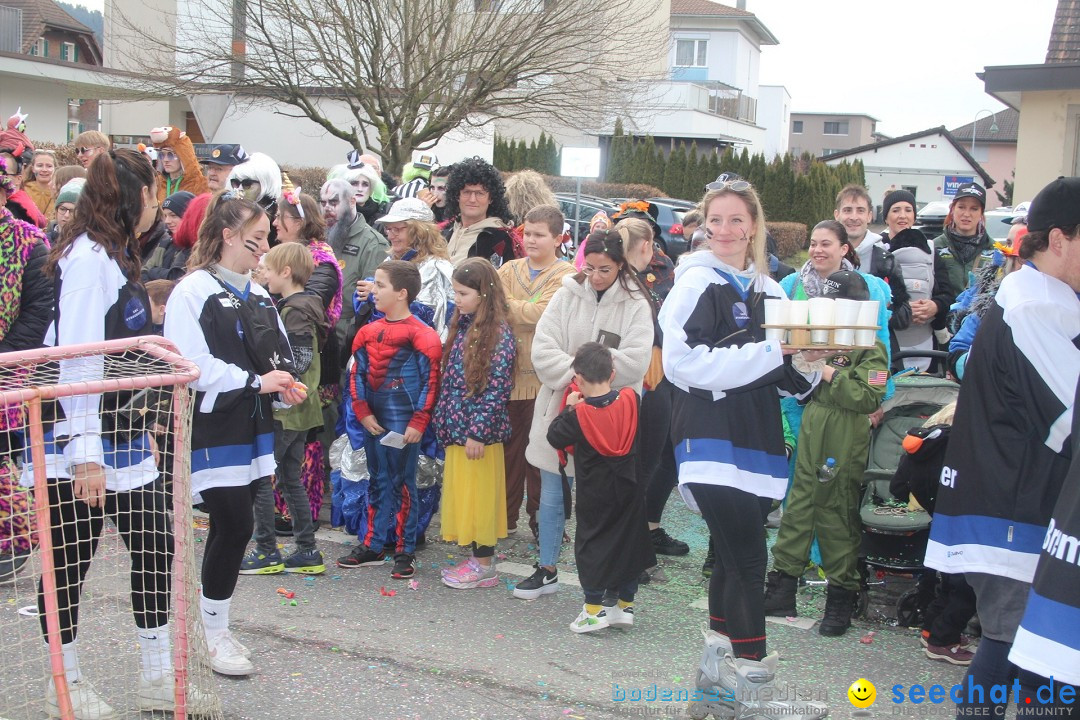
{"left": 136, "top": 624, "right": 173, "bottom": 681}
{"left": 200, "top": 595, "right": 230, "bottom": 640}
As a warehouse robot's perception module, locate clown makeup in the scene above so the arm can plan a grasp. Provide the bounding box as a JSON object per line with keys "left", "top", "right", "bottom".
{"left": 352, "top": 175, "right": 372, "bottom": 205}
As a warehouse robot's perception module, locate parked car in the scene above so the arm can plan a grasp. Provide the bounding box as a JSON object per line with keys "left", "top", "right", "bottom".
{"left": 913, "top": 200, "right": 951, "bottom": 241}
{"left": 555, "top": 194, "right": 620, "bottom": 243}
{"left": 646, "top": 199, "right": 692, "bottom": 257}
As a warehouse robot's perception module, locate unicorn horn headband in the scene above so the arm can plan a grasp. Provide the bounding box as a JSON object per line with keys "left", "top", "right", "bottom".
{"left": 284, "top": 186, "right": 305, "bottom": 219}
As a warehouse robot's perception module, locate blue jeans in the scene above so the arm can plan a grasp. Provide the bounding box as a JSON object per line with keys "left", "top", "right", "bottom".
{"left": 538, "top": 469, "right": 573, "bottom": 567}
{"left": 362, "top": 434, "right": 421, "bottom": 555}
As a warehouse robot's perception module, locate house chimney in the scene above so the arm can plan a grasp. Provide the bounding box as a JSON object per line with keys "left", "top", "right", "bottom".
{"left": 737, "top": 0, "right": 747, "bottom": 9}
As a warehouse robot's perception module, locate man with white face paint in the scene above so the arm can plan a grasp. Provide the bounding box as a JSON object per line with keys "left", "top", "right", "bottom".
{"left": 320, "top": 178, "right": 389, "bottom": 358}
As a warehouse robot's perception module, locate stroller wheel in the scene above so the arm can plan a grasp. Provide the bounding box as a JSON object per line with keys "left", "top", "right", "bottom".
{"left": 853, "top": 587, "right": 870, "bottom": 619}
{"left": 897, "top": 588, "right": 923, "bottom": 627}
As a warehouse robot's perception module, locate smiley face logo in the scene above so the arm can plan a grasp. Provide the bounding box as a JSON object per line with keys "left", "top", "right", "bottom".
{"left": 848, "top": 678, "right": 876, "bottom": 708}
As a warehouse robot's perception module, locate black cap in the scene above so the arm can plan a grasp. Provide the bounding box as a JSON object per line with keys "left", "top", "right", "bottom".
{"left": 205, "top": 144, "right": 249, "bottom": 166}
{"left": 1026, "top": 177, "right": 1080, "bottom": 233}
{"left": 162, "top": 191, "right": 195, "bottom": 217}
{"left": 952, "top": 182, "right": 986, "bottom": 209}
{"left": 883, "top": 190, "right": 916, "bottom": 218}
{"left": 822, "top": 270, "right": 870, "bottom": 301}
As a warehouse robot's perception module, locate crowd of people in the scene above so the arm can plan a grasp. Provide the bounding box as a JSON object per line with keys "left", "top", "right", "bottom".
{"left": 0, "top": 108, "right": 1078, "bottom": 719}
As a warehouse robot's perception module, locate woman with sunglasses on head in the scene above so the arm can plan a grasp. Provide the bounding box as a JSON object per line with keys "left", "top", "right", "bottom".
{"left": 165, "top": 191, "right": 305, "bottom": 677}
{"left": 512, "top": 231, "right": 653, "bottom": 602}
{"left": 33, "top": 148, "right": 212, "bottom": 717}
{"left": 659, "top": 179, "right": 827, "bottom": 720}
{"left": 148, "top": 126, "right": 208, "bottom": 203}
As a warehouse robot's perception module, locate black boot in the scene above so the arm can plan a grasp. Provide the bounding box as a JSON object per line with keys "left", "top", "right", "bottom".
{"left": 763, "top": 570, "right": 799, "bottom": 617}
{"left": 819, "top": 584, "right": 857, "bottom": 636}
{"left": 701, "top": 538, "right": 715, "bottom": 578}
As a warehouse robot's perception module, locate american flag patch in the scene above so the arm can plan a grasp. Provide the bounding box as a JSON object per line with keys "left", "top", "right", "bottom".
{"left": 868, "top": 370, "right": 889, "bottom": 386}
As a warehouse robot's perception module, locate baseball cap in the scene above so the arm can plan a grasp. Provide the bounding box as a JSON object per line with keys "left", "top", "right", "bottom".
{"left": 379, "top": 197, "right": 435, "bottom": 224}
{"left": 821, "top": 270, "right": 870, "bottom": 301}
{"left": 205, "top": 144, "right": 249, "bottom": 166}
{"left": 1026, "top": 177, "right": 1080, "bottom": 233}
{"left": 951, "top": 182, "right": 986, "bottom": 209}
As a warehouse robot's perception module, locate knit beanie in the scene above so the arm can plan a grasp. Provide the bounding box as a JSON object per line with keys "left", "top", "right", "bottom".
{"left": 883, "top": 190, "right": 917, "bottom": 218}
{"left": 162, "top": 190, "right": 195, "bottom": 218}
{"left": 56, "top": 178, "right": 86, "bottom": 206}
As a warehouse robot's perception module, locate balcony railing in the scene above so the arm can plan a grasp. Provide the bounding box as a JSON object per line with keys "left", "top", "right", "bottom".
{"left": 656, "top": 80, "right": 757, "bottom": 125}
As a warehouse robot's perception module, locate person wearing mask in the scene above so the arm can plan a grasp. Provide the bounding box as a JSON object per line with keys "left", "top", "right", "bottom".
{"left": 926, "top": 177, "right": 1080, "bottom": 717}
{"left": 881, "top": 190, "right": 954, "bottom": 372}
{"left": 202, "top": 144, "right": 250, "bottom": 192}
{"left": 419, "top": 165, "right": 451, "bottom": 224}
{"left": 443, "top": 157, "right": 517, "bottom": 267}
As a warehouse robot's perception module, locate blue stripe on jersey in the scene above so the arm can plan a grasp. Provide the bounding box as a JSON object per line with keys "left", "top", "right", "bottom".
{"left": 27, "top": 428, "right": 154, "bottom": 470}
{"left": 930, "top": 512, "right": 1048, "bottom": 554}
{"left": 191, "top": 432, "right": 275, "bottom": 474}
{"left": 1019, "top": 589, "right": 1080, "bottom": 651}
{"left": 674, "top": 436, "right": 788, "bottom": 480}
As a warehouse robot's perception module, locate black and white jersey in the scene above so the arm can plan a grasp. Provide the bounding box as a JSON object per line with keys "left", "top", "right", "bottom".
{"left": 27, "top": 233, "right": 157, "bottom": 490}
{"left": 165, "top": 268, "right": 294, "bottom": 497}
{"left": 658, "top": 251, "right": 817, "bottom": 505}
{"left": 926, "top": 264, "right": 1080, "bottom": 582}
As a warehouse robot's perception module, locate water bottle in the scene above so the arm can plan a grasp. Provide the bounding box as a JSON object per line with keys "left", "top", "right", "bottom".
{"left": 817, "top": 457, "right": 837, "bottom": 484}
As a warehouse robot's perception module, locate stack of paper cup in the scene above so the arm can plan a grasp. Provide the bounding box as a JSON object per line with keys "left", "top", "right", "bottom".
{"left": 833, "top": 299, "right": 861, "bottom": 346}
{"left": 764, "top": 298, "right": 789, "bottom": 342}
{"left": 807, "top": 297, "right": 834, "bottom": 345}
{"left": 855, "top": 300, "right": 879, "bottom": 347}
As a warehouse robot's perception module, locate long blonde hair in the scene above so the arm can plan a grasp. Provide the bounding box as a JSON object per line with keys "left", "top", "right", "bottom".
{"left": 698, "top": 185, "right": 768, "bottom": 277}
{"left": 404, "top": 219, "right": 450, "bottom": 263}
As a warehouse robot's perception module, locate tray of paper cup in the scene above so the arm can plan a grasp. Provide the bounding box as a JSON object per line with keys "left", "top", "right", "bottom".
{"left": 762, "top": 297, "right": 880, "bottom": 350}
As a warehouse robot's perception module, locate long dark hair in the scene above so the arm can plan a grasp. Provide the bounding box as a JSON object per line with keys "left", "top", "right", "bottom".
{"left": 578, "top": 230, "right": 652, "bottom": 304}
{"left": 812, "top": 219, "right": 859, "bottom": 269}
{"left": 47, "top": 148, "right": 155, "bottom": 278}
{"left": 442, "top": 257, "right": 514, "bottom": 397}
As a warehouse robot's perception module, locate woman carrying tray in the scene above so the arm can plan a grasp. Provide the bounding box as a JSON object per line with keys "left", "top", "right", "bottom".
{"left": 763, "top": 224, "right": 891, "bottom": 636}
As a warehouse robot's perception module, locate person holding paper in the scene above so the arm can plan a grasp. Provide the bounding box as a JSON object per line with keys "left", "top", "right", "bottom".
{"left": 339, "top": 261, "right": 442, "bottom": 580}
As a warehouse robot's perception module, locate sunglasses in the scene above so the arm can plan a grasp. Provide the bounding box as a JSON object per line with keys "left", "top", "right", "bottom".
{"left": 159, "top": 151, "right": 178, "bottom": 161}
{"left": 705, "top": 178, "right": 751, "bottom": 192}
{"left": 74, "top": 147, "right": 98, "bottom": 156}
{"left": 230, "top": 178, "right": 259, "bottom": 189}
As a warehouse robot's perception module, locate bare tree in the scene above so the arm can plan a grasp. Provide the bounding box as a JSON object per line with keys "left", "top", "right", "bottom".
{"left": 114, "top": 0, "right": 668, "bottom": 171}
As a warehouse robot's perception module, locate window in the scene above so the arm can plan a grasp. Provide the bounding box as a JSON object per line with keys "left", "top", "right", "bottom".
{"left": 60, "top": 41, "right": 76, "bottom": 61}
{"left": 792, "top": 120, "right": 803, "bottom": 134}
{"left": 67, "top": 120, "right": 80, "bottom": 143}
{"left": 823, "top": 121, "right": 849, "bottom": 135}
{"left": 821, "top": 149, "right": 842, "bottom": 157}
{"left": 675, "top": 39, "right": 707, "bottom": 67}
{"left": 29, "top": 38, "right": 44, "bottom": 56}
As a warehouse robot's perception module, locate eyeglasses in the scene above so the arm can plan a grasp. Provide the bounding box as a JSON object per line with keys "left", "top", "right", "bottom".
{"left": 459, "top": 189, "right": 490, "bottom": 200}
{"left": 582, "top": 265, "right": 616, "bottom": 277}
{"left": 230, "top": 178, "right": 259, "bottom": 189}
{"left": 56, "top": 205, "right": 75, "bottom": 216}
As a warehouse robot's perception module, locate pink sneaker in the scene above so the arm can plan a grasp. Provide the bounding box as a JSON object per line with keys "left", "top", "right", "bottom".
{"left": 441, "top": 557, "right": 499, "bottom": 589}
{"left": 441, "top": 557, "right": 473, "bottom": 579}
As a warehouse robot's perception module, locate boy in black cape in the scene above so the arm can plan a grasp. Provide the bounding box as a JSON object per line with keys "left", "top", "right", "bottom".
{"left": 547, "top": 342, "right": 656, "bottom": 634}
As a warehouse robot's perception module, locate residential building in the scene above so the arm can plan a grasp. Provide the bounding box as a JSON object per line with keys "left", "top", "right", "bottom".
{"left": 757, "top": 85, "right": 790, "bottom": 157}
{"left": 979, "top": 0, "right": 1080, "bottom": 203}
{"left": 788, "top": 112, "right": 878, "bottom": 158}
{"left": 948, "top": 108, "right": 1019, "bottom": 209}
{"left": 822, "top": 127, "right": 995, "bottom": 217}
{"left": 0, "top": 0, "right": 103, "bottom": 139}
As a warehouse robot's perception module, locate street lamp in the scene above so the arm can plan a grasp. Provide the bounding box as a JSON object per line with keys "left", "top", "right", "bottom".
{"left": 971, "top": 109, "right": 1000, "bottom": 154}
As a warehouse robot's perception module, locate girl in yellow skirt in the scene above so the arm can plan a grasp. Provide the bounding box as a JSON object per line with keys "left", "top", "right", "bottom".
{"left": 434, "top": 258, "right": 517, "bottom": 589}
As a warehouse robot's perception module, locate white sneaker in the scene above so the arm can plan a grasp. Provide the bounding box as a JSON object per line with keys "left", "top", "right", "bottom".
{"left": 570, "top": 605, "right": 610, "bottom": 634}
{"left": 208, "top": 631, "right": 256, "bottom": 676}
{"left": 606, "top": 603, "right": 635, "bottom": 628}
{"left": 46, "top": 678, "right": 117, "bottom": 720}
{"left": 138, "top": 674, "right": 219, "bottom": 715}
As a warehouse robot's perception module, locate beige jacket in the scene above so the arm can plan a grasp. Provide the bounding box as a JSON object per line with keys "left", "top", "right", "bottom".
{"left": 524, "top": 273, "right": 653, "bottom": 475}
{"left": 447, "top": 216, "right": 507, "bottom": 266}
{"left": 498, "top": 258, "right": 576, "bottom": 402}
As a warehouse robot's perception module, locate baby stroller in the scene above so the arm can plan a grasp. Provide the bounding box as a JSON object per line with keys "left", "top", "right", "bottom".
{"left": 856, "top": 351, "right": 959, "bottom": 623}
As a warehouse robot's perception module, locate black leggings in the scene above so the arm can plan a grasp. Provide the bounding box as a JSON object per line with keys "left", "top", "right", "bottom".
{"left": 37, "top": 478, "right": 173, "bottom": 645}
{"left": 689, "top": 483, "right": 772, "bottom": 662}
{"left": 200, "top": 481, "right": 259, "bottom": 601}
{"left": 640, "top": 380, "right": 678, "bottom": 524}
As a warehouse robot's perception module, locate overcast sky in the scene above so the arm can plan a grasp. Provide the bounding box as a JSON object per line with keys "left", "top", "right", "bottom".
{"left": 751, "top": 0, "right": 1058, "bottom": 137}
{"left": 78, "top": 0, "right": 1057, "bottom": 138}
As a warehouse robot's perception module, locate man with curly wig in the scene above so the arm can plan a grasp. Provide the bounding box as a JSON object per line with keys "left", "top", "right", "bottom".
{"left": 442, "top": 157, "right": 517, "bottom": 267}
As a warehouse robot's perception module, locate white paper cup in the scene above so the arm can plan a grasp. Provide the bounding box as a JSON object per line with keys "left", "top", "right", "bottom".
{"left": 833, "top": 298, "right": 860, "bottom": 346}
{"left": 807, "top": 297, "right": 834, "bottom": 345}
{"left": 787, "top": 300, "right": 809, "bottom": 326}
{"left": 855, "top": 300, "right": 880, "bottom": 347}
{"left": 764, "top": 298, "right": 788, "bottom": 342}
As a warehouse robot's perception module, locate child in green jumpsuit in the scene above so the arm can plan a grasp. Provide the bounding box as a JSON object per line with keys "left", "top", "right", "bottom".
{"left": 764, "top": 270, "right": 889, "bottom": 636}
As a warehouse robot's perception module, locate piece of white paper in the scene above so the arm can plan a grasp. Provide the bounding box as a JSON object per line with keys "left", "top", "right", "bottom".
{"left": 380, "top": 431, "right": 407, "bottom": 448}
